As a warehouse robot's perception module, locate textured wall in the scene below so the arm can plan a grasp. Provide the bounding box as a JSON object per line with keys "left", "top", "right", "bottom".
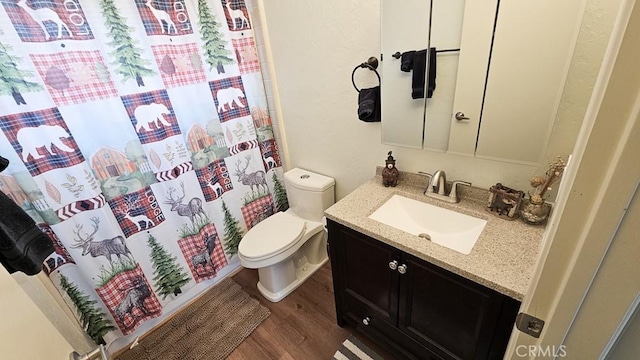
{"left": 259, "top": 0, "right": 622, "bottom": 200}
{"left": 548, "top": 0, "right": 624, "bottom": 160}
{"left": 1, "top": 268, "right": 74, "bottom": 358}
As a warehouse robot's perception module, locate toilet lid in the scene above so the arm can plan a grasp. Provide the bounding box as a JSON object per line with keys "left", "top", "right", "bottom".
{"left": 239, "top": 212, "right": 306, "bottom": 260}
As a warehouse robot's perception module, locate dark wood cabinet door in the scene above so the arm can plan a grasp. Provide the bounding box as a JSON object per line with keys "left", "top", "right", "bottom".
{"left": 397, "top": 253, "right": 508, "bottom": 360}
{"left": 328, "top": 220, "right": 520, "bottom": 360}
{"left": 328, "top": 221, "right": 399, "bottom": 326}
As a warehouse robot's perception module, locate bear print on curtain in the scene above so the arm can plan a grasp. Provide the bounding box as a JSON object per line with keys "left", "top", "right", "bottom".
{"left": 0, "top": 0, "right": 285, "bottom": 349}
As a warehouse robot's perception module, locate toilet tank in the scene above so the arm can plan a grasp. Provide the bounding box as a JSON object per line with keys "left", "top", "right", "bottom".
{"left": 284, "top": 168, "right": 335, "bottom": 222}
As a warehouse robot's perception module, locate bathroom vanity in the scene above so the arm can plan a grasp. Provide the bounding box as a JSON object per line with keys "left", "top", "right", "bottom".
{"left": 325, "top": 172, "right": 545, "bottom": 360}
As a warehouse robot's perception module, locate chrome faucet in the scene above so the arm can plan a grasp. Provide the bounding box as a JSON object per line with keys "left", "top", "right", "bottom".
{"left": 431, "top": 170, "right": 447, "bottom": 195}
{"left": 419, "top": 170, "right": 471, "bottom": 203}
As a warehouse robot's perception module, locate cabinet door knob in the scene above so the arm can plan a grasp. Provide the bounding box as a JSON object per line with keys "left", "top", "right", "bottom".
{"left": 455, "top": 112, "right": 470, "bottom": 121}
{"left": 398, "top": 264, "right": 408, "bottom": 274}
{"left": 388, "top": 260, "right": 398, "bottom": 270}
{"left": 362, "top": 316, "right": 371, "bottom": 326}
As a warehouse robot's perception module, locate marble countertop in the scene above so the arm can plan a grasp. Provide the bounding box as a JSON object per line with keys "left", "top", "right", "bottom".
{"left": 324, "top": 171, "right": 546, "bottom": 300}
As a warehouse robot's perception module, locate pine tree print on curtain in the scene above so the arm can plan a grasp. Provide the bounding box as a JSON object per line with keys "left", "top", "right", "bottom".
{"left": 101, "top": 0, "right": 156, "bottom": 87}
{"left": 0, "top": 39, "right": 43, "bottom": 105}
{"left": 198, "top": 0, "right": 234, "bottom": 74}
{"left": 0, "top": 0, "right": 285, "bottom": 351}
{"left": 221, "top": 200, "right": 243, "bottom": 256}
{"left": 146, "top": 232, "right": 190, "bottom": 299}
{"left": 59, "top": 274, "right": 117, "bottom": 345}
{"left": 272, "top": 172, "right": 288, "bottom": 212}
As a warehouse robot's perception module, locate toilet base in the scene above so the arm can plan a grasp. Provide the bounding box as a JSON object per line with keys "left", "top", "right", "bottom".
{"left": 256, "top": 256, "right": 328, "bottom": 302}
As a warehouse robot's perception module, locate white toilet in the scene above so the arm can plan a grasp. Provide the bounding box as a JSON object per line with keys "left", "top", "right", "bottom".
{"left": 238, "top": 168, "right": 335, "bottom": 302}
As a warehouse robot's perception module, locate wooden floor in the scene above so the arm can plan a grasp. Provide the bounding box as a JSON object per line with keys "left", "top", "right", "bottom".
{"left": 229, "top": 263, "right": 394, "bottom": 360}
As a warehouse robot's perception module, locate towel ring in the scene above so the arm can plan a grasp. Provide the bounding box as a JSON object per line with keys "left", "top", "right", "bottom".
{"left": 352, "top": 57, "right": 381, "bottom": 93}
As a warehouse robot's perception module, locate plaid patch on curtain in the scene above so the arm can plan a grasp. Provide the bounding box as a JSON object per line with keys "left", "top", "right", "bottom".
{"left": 96, "top": 265, "right": 162, "bottom": 335}
{"left": 121, "top": 90, "right": 182, "bottom": 144}
{"left": 109, "top": 188, "right": 164, "bottom": 237}
{"left": 135, "top": 0, "right": 193, "bottom": 36}
{"left": 223, "top": 0, "right": 251, "bottom": 31}
{"left": 259, "top": 139, "right": 282, "bottom": 172}
{"left": 232, "top": 37, "right": 260, "bottom": 74}
{"left": 0, "top": 108, "right": 84, "bottom": 176}
{"left": 195, "top": 160, "right": 233, "bottom": 202}
{"left": 178, "top": 223, "right": 227, "bottom": 283}
{"left": 30, "top": 51, "right": 117, "bottom": 106}
{"left": 209, "top": 76, "right": 250, "bottom": 122}
{"left": 40, "top": 223, "right": 74, "bottom": 275}
{"left": 210, "top": 231, "right": 228, "bottom": 270}
{"left": 2, "top": 0, "right": 93, "bottom": 42}
{"left": 241, "top": 195, "right": 274, "bottom": 230}
{"left": 152, "top": 43, "right": 207, "bottom": 88}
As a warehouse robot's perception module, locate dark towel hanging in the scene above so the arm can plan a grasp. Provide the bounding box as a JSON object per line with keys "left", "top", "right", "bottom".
{"left": 0, "top": 190, "right": 54, "bottom": 275}
{"left": 411, "top": 49, "right": 427, "bottom": 99}
{"left": 352, "top": 60, "right": 381, "bottom": 123}
{"left": 427, "top": 47, "right": 437, "bottom": 98}
{"left": 411, "top": 48, "right": 437, "bottom": 99}
{"left": 357, "top": 86, "right": 381, "bottom": 122}
{"left": 400, "top": 50, "right": 416, "bottom": 72}
{"left": 0, "top": 156, "right": 8, "bottom": 172}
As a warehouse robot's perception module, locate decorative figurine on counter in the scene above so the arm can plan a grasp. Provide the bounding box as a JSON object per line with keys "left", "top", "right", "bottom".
{"left": 381, "top": 151, "right": 399, "bottom": 187}
{"left": 520, "top": 156, "right": 566, "bottom": 224}
{"left": 487, "top": 183, "right": 524, "bottom": 220}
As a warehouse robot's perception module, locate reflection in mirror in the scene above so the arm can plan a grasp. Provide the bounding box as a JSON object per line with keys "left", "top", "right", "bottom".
{"left": 382, "top": 0, "right": 588, "bottom": 166}
{"left": 422, "top": 0, "right": 464, "bottom": 152}
{"left": 380, "top": 0, "right": 429, "bottom": 149}
{"left": 381, "top": 0, "right": 465, "bottom": 151}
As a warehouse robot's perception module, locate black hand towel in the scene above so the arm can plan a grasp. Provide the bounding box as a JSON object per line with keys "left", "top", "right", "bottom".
{"left": 357, "top": 86, "right": 381, "bottom": 122}
{"left": 427, "top": 47, "right": 437, "bottom": 98}
{"left": 411, "top": 48, "right": 437, "bottom": 99}
{"left": 0, "top": 156, "right": 8, "bottom": 172}
{"left": 411, "top": 49, "right": 427, "bottom": 99}
{"left": 0, "top": 191, "right": 54, "bottom": 275}
{"left": 400, "top": 50, "right": 416, "bottom": 72}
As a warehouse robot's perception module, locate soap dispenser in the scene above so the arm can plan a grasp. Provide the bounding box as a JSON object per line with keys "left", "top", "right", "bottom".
{"left": 382, "top": 151, "right": 399, "bottom": 187}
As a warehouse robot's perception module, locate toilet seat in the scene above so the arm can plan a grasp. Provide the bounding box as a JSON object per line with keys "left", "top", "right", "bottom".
{"left": 238, "top": 212, "right": 306, "bottom": 262}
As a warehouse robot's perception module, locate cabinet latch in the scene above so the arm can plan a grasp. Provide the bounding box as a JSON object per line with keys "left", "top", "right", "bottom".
{"left": 515, "top": 312, "right": 545, "bottom": 338}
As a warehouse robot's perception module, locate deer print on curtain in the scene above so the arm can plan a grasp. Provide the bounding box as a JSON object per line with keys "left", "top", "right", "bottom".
{"left": 0, "top": 0, "right": 285, "bottom": 350}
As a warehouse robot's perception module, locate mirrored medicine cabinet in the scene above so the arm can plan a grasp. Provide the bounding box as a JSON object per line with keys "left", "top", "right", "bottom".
{"left": 381, "top": 0, "right": 586, "bottom": 165}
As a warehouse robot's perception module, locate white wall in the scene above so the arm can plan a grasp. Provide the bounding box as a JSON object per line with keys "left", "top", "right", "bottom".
{"left": 505, "top": 0, "right": 639, "bottom": 355}
{"left": 259, "top": 0, "right": 620, "bottom": 200}
{"left": 14, "top": 271, "right": 95, "bottom": 353}
{"left": 1, "top": 268, "right": 74, "bottom": 358}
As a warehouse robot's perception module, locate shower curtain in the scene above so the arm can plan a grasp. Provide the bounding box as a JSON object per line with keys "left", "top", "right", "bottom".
{"left": 0, "top": 0, "right": 285, "bottom": 350}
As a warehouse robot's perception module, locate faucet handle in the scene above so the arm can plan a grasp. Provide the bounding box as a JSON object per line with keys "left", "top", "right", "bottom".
{"left": 450, "top": 180, "right": 471, "bottom": 202}
{"left": 418, "top": 172, "right": 434, "bottom": 194}
{"left": 452, "top": 180, "right": 471, "bottom": 187}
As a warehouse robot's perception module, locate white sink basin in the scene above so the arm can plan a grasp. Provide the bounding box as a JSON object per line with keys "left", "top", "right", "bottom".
{"left": 368, "top": 195, "right": 487, "bottom": 254}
